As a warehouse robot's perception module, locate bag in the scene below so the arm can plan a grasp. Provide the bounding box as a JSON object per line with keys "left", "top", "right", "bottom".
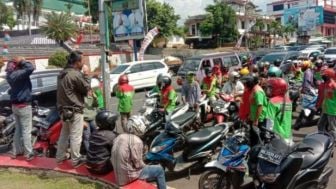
{"left": 61, "top": 107, "right": 75, "bottom": 122}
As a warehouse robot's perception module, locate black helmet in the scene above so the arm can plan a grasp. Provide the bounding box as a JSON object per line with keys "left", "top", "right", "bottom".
{"left": 156, "top": 73, "right": 163, "bottom": 87}
{"left": 241, "top": 73, "right": 259, "bottom": 89}
{"left": 205, "top": 67, "right": 212, "bottom": 75}
{"left": 95, "top": 111, "right": 118, "bottom": 130}
{"left": 161, "top": 75, "right": 172, "bottom": 88}
{"left": 273, "top": 59, "right": 282, "bottom": 67}
{"left": 315, "top": 59, "right": 323, "bottom": 68}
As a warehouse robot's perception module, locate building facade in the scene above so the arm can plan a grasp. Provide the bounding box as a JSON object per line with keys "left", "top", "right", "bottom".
{"left": 266, "top": 0, "right": 336, "bottom": 36}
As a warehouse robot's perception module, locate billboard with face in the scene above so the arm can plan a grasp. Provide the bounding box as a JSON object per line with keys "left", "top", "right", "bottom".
{"left": 112, "top": 0, "right": 145, "bottom": 41}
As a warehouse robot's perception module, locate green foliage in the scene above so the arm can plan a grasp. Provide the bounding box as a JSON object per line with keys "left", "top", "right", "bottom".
{"left": 199, "top": 2, "right": 238, "bottom": 46}
{"left": 147, "top": 0, "right": 182, "bottom": 38}
{"left": 270, "top": 20, "right": 283, "bottom": 37}
{"left": 0, "top": 2, "right": 16, "bottom": 30}
{"left": 41, "top": 12, "right": 78, "bottom": 43}
{"left": 48, "top": 51, "right": 68, "bottom": 68}
{"left": 84, "top": 0, "right": 98, "bottom": 23}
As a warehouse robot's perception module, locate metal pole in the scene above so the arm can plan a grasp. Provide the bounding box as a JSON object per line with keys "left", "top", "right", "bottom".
{"left": 98, "top": 0, "right": 112, "bottom": 111}
{"left": 88, "top": 0, "right": 93, "bottom": 44}
{"left": 133, "top": 39, "right": 138, "bottom": 61}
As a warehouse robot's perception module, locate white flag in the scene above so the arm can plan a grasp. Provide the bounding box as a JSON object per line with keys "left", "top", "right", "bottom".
{"left": 139, "top": 27, "right": 160, "bottom": 61}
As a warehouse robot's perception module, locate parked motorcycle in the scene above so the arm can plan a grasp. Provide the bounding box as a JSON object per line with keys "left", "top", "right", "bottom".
{"left": 293, "top": 91, "right": 319, "bottom": 130}
{"left": 211, "top": 95, "right": 239, "bottom": 125}
{"left": 199, "top": 119, "right": 250, "bottom": 189}
{"left": 0, "top": 115, "right": 15, "bottom": 153}
{"left": 288, "top": 79, "right": 301, "bottom": 112}
{"left": 145, "top": 121, "right": 231, "bottom": 173}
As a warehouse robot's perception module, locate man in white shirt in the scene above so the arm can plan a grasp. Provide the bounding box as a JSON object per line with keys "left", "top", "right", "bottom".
{"left": 113, "top": 12, "right": 129, "bottom": 36}
{"left": 129, "top": 9, "right": 143, "bottom": 33}
{"left": 221, "top": 71, "right": 244, "bottom": 100}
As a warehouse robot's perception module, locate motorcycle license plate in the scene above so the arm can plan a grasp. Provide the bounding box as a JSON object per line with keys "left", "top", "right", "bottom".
{"left": 258, "top": 148, "right": 283, "bottom": 165}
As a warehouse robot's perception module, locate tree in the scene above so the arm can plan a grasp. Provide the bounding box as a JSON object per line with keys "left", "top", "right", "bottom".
{"left": 146, "top": 0, "right": 181, "bottom": 38}
{"left": 282, "top": 24, "right": 296, "bottom": 42}
{"left": 5, "top": 7, "right": 16, "bottom": 30}
{"left": 84, "top": 0, "right": 98, "bottom": 23}
{"left": 41, "top": 12, "right": 78, "bottom": 52}
{"left": 269, "top": 20, "right": 283, "bottom": 46}
{"left": 0, "top": 2, "right": 16, "bottom": 30}
{"left": 32, "top": 0, "right": 43, "bottom": 26}
{"left": 48, "top": 51, "right": 68, "bottom": 68}
{"left": 199, "top": 2, "right": 238, "bottom": 46}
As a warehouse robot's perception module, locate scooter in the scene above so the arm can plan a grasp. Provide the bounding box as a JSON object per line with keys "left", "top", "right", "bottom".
{"left": 211, "top": 94, "right": 238, "bottom": 125}
{"left": 293, "top": 92, "right": 318, "bottom": 130}
{"left": 288, "top": 79, "right": 302, "bottom": 112}
{"left": 145, "top": 121, "right": 231, "bottom": 173}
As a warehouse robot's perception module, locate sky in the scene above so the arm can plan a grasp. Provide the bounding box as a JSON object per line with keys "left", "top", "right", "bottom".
{"left": 157, "top": 0, "right": 269, "bottom": 25}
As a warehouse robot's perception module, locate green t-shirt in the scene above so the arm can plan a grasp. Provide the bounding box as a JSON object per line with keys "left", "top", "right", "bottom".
{"left": 266, "top": 100, "right": 293, "bottom": 139}
{"left": 151, "top": 86, "right": 161, "bottom": 94}
{"left": 249, "top": 90, "right": 267, "bottom": 122}
{"left": 116, "top": 86, "right": 135, "bottom": 113}
{"left": 166, "top": 90, "right": 177, "bottom": 113}
{"left": 314, "top": 71, "right": 323, "bottom": 81}
{"left": 202, "top": 77, "right": 218, "bottom": 97}
{"left": 322, "top": 87, "right": 336, "bottom": 116}
{"left": 94, "top": 88, "right": 104, "bottom": 109}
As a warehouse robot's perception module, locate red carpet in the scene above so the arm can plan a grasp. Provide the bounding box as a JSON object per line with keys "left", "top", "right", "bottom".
{"left": 0, "top": 155, "right": 156, "bottom": 189}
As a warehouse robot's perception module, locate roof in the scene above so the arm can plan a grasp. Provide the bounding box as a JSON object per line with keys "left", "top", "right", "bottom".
{"left": 187, "top": 52, "right": 237, "bottom": 59}
{"left": 42, "top": 0, "right": 86, "bottom": 15}
{"left": 121, "top": 60, "right": 165, "bottom": 66}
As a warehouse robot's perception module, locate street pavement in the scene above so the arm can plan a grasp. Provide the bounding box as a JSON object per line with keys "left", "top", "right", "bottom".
{"left": 110, "top": 78, "right": 336, "bottom": 189}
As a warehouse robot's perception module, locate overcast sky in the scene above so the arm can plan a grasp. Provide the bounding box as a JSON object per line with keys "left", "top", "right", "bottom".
{"left": 157, "top": 0, "right": 270, "bottom": 25}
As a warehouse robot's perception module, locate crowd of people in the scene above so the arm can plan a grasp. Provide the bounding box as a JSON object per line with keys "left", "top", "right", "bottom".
{"left": 4, "top": 50, "right": 336, "bottom": 189}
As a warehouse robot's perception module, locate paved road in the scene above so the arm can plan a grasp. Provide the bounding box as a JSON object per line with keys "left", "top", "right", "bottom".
{"left": 111, "top": 80, "right": 336, "bottom": 189}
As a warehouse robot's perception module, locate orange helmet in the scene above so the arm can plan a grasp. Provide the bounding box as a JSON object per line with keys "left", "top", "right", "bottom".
{"left": 266, "top": 78, "right": 288, "bottom": 97}
{"left": 118, "top": 74, "right": 129, "bottom": 85}
{"left": 322, "top": 68, "right": 335, "bottom": 79}
{"left": 302, "top": 61, "right": 311, "bottom": 69}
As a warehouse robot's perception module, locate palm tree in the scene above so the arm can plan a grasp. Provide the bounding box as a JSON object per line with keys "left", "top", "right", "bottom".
{"left": 13, "top": 0, "right": 28, "bottom": 30}
{"left": 270, "top": 20, "right": 283, "bottom": 46}
{"left": 33, "top": 0, "right": 43, "bottom": 26}
{"left": 283, "top": 24, "right": 296, "bottom": 43}
{"left": 41, "top": 12, "right": 78, "bottom": 52}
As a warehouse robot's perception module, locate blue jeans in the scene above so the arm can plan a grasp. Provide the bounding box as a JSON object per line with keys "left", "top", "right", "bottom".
{"left": 139, "top": 165, "right": 166, "bottom": 189}
{"left": 12, "top": 105, "right": 33, "bottom": 156}
{"left": 82, "top": 120, "right": 96, "bottom": 152}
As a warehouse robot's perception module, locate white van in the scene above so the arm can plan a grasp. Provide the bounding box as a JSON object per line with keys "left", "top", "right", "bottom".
{"left": 177, "top": 52, "right": 242, "bottom": 78}
{"left": 109, "top": 60, "right": 169, "bottom": 92}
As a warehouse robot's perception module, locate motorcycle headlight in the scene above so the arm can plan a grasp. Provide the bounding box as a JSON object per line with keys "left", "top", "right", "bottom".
{"left": 151, "top": 144, "right": 167, "bottom": 153}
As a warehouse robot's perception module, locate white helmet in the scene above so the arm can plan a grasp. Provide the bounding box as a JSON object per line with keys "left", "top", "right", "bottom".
{"left": 125, "top": 115, "right": 147, "bottom": 137}
{"left": 229, "top": 71, "right": 239, "bottom": 80}
{"left": 90, "top": 78, "right": 100, "bottom": 89}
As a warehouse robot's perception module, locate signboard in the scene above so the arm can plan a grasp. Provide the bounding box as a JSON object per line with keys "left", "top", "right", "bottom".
{"left": 283, "top": 6, "right": 323, "bottom": 32}
{"left": 112, "top": 0, "right": 145, "bottom": 41}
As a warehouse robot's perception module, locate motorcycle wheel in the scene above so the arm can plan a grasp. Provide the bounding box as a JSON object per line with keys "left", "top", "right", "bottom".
{"left": 198, "top": 168, "right": 230, "bottom": 189}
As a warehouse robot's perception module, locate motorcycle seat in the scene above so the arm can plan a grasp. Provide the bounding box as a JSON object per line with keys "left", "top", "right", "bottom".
{"left": 186, "top": 125, "right": 225, "bottom": 145}
{"left": 171, "top": 104, "right": 187, "bottom": 115}
{"left": 298, "top": 133, "right": 331, "bottom": 169}
{"left": 172, "top": 111, "right": 196, "bottom": 127}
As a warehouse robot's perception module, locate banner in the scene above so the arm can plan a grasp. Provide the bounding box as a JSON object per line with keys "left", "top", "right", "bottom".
{"left": 112, "top": 0, "right": 145, "bottom": 41}
{"left": 139, "top": 27, "right": 160, "bottom": 61}
{"left": 284, "top": 6, "right": 323, "bottom": 32}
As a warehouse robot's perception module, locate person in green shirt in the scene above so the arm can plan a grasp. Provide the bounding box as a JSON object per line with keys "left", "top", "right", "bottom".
{"left": 90, "top": 77, "right": 104, "bottom": 109}
{"left": 116, "top": 74, "right": 135, "bottom": 131}
{"left": 313, "top": 59, "right": 324, "bottom": 86}
{"left": 160, "top": 75, "right": 177, "bottom": 121}
{"left": 317, "top": 69, "right": 336, "bottom": 140}
{"left": 202, "top": 67, "right": 218, "bottom": 104}
{"left": 265, "top": 78, "right": 293, "bottom": 142}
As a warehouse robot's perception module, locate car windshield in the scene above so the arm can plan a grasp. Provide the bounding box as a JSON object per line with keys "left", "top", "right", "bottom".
{"left": 260, "top": 54, "right": 285, "bottom": 64}
{"left": 300, "top": 53, "right": 309, "bottom": 57}
{"left": 180, "top": 58, "right": 201, "bottom": 72}
{"left": 324, "top": 49, "right": 336, "bottom": 55}
{"left": 111, "top": 65, "right": 129, "bottom": 74}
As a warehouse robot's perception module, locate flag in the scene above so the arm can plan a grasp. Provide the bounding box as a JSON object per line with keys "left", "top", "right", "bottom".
{"left": 139, "top": 27, "right": 160, "bottom": 61}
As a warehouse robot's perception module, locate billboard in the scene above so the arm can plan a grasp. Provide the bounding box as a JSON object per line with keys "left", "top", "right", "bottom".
{"left": 112, "top": 0, "right": 145, "bottom": 41}
{"left": 283, "top": 6, "right": 323, "bottom": 32}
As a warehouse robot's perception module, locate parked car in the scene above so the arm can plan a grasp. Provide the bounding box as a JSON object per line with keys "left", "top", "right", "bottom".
{"left": 177, "top": 52, "right": 241, "bottom": 78}
{"left": 288, "top": 45, "right": 309, "bottom": 51}
{"left": 109, "top": 60, "right": 169, "bottom": 93}
{"left": 299, "top": 49, "right": 322, "bottom": 59}
{"left": 305, "top": 44, "right": 326, "bottom": 52}
{"left": 323, "top": 47, "right": 336, "bottom": 61}
{"left": 259, "top": 51, "right": 300, "bottom": 73}
{"left": 273, "top": 45, "right": 292, "bottom": 51}
{"left": 0, "top": 69, "right": 61, "bottom": 113}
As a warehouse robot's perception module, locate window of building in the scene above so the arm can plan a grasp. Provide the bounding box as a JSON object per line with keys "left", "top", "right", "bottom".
{"left": 241, "top": 21, "right": 245, "bottom": 29}
{"left": 273, "top": 4, "right": 284, "bottom": 11}
{"left": 191, "top": 24, "right": 196, "bottom": 35}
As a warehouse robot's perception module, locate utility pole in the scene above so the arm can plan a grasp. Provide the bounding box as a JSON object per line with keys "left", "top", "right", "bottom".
{"left": 98, "top": 0, "right": 112, "bottom": 111}
{"left": 88, "top": 0, "right": 93, "bottom": 43}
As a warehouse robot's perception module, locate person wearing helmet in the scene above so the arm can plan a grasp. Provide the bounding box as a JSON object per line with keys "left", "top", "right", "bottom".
{"left": 196, "top": 60, "right": 211, "bottom": 84}
{"left": 243, "top": 74, "right": 267, "bottom": 127}
{"left": 160, "top": 75, "right": 177, "bottom": 116}
{"left": 239, "top": 67, "right": 250, "bottom": 76}
{"left": 86, "top": 111, "right": 118, "bottom": 175}
{"left": 202, "top": 67, "right": 218, "bottom": 103}
{"left": 309, "top": 52, "right": 320, "bottom": 64}
{"left": 301, "top": 60, "right": 316, "bottom": 96}
{"left": 111, "top": 117, "right": 166, "bottom": 189}
{"left": 222, "top": 64, "right": 230, "bottom": 83}
{"left": 250, "top": 64, "right": 259, "bottom": 74}
{"left": 181, "top": 71, "right": 201, "bottom": 112}
{"left": 273, "top": 59, "right": 282, "bottom": 67}
{"left": 313, "top": 59, "right": 324, "bottom": 86}
{"left": 221, "top": 71, "right": 244, "bottom": 101}
{"left": 116, "top": 74, "right": 135, "bottom": 131}
{"left": 241, "top": 55, "right": 249, "bottom": 67}
{"left": 151, "top": 73, "right": 164, "bottom": 94}
{"left": 316, "top": 69, "right": 336, "bottom": 140}
{"left": 267, "top": 66, "right": 282, "bottom": 78}
{"left": 265, "top": 78, "right": 293, "bottom": 142}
